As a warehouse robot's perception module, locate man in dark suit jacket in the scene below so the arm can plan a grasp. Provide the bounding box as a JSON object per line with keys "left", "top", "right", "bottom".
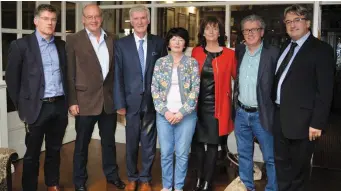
{"left": 273, "top": 5, "right": 334, "bottom": 191}
{"left": 114, "top": 5, "right": 166, "bottom": 191}
{"left": 233, "top": 15, "right": 279, "bottom": 191}
{"left": 66, "top": 4, "right": 125, "bottom": 191}
{"left": 6, "top": 4, "right": 67, "bottom": 191}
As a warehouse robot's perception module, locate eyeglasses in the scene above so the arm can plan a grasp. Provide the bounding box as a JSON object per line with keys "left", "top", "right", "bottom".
{"left": 284, "top": 17, "right": 307, "bottom": 25}
{"left": 242, "top": 28, "right": 263, "bottom": 35}
{"left": 84, "top": 15, "right": 101, "bottom": 20}
{"left": 40, "top": 17, "right": 57, "bottom": 23}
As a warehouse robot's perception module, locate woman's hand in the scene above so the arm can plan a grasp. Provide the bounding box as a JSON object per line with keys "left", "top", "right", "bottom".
{"left": 165, "top": 111, "right": 176, "bottom": 124}
{"left": 173, "top": 112, "right": 184, "bottom": 124}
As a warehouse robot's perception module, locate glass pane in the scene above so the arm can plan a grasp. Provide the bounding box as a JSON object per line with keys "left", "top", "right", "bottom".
{"left": 50, "top": 1, "right": 61, "bottom": 32}
{"left": 230, "top": 4, "right": 313, "bottom": 48}
{"left": 2, "top": 33, "right": 17, "bottom": 72}
{"left": 66, "top": 2, "right": 76, "bottom": 33}
{"left": 22, "top": 1, "right": 36, "bottom": 30}
{"left": 54, "top": 36, "right": 62, "bottom": 40}
{"left": 321, "top": 5, "right": 341, "bottom": 111}
{"left": 157, "top": 6, "right": 224, "bottom": 47}
{"left": 99, "top": 1, "right": 151, "bottom": 5}
{"left": 2, "top": 33, "right": 18, "bottom": 112}
{"left": 156, "top": 1, "right": 210, "bottom": 3}
{"left": 1, "top": 2, "right": 17, "bottom": 29}
{"left": 102, "top": 8, "right": 151, "bottom": 39}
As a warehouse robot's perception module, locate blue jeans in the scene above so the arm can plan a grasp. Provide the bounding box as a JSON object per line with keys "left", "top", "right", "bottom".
{"left": 156, "top": 112, "right": 197, "bottom": 190}
{"left": 235, "top": 108, "right": 278, "bottom": 191}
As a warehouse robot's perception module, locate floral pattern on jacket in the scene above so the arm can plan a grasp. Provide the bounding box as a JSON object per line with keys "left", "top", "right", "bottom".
{"left": 151, "top": 54, "right": 200, "bottom": 116}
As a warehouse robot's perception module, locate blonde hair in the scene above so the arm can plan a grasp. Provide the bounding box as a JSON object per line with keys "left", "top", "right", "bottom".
{"left": 129, "top": 5, "right": 150, "bottom": 22}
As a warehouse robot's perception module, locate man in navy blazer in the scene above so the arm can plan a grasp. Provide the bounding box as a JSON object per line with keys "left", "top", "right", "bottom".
{"left": 114, "top": 5, "right": 166, "bottom": 191}
{"left": 233, "top": 15, "right": 279, "bottom": 191}
{"left": 6, "top": 4, "right": 67, "bottom": 191}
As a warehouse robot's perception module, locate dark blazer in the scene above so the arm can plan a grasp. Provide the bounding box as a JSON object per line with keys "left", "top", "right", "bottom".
{"left": 275, "top": 34, "right": 335, "bottom": 139}
{"left": 66, "top": 29, "right": 115, "bottom": 115}
{"left": 233, "top": 42, "right": 279, "bottom": 133}
{"left": 114, "top": 34, "right": 166, "bottom": 114}
{"left": 5, "top": 33, "right": 67, "bottom": 124}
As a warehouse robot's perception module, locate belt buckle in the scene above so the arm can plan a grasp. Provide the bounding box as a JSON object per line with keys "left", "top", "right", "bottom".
{"left": 48, "top": 97, "right": 56, "bottom": 102}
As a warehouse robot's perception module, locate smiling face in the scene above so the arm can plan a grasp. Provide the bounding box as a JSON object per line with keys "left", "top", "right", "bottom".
{"left": 130, "top": 11, "right": 150, "bottom": 37}
{"left": 204, "top": 23, "right": 220, "bottom": 43}
{"left": 34, "top": 10, "right": 57, "bottom": 37}
{"left": 284, "top": 12, "right": 310, "bottom": 41}
{"left": 168, "top": 36, "right": 185, "bottom": 53}
{"left": 242, "top": 20, "right": 264, "bottom": 47}
{"left": 82, "top": 4, "right": 103, "bottom": 34}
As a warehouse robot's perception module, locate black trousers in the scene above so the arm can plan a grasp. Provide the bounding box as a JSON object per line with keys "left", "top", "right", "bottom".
{"left": 195, "top": 142, "right": 218, "bottom": 184}
{"left": 125, "top": 109, "right": 157, "bottom": 182}
{"left": 273, "top": 107, "right": 315, "bottom": 191}
{"left": 73, "top": 111, "right": 119, "bottom": 187}
{"left": 22, "top": 99, "right": 68, "bottom": 191}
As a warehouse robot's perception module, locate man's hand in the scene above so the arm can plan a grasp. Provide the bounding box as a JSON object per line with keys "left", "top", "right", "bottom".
{"left": 69, "top": 105, "right": 79, "bottom": 116}
{"left": 117, "top": 108, "right": 126, "bottom": 115}
{"left": 309, "top": 127, "right": 322, "bottom": 141}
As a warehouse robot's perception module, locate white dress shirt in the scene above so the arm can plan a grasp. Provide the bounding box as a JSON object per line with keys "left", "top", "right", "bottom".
{"left": 86, "top": 28, "right": 109, "bottom": 79}
{"left": 275, "top": 32, "right": 310, "bottom": 104}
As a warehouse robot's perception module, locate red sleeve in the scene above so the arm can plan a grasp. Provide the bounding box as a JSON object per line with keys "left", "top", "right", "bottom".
{"left": 231, "top": 51, "right": 237, "bottom": 79}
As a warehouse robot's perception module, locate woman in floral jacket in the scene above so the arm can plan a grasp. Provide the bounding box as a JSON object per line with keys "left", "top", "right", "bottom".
{"left": 151, "top": 27, "right": 200, "bottom": 191}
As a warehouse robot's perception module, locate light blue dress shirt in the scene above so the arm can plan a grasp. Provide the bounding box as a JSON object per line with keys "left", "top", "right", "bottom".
{"left": 275, "top": 32, "right": 310, "bottom": 104}
{"left": 238, "top": 42, "right": 263, "bottom": 107}
{"left": 35, "top": 31, "right": 64, "bottom": 98}
{"left": 86, "top": 28, "right": 109, "bottom": 79}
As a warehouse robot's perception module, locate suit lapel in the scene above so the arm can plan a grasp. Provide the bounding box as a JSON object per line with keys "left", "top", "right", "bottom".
{"left": 145, "top": 34, "right": 154, "bottom": 73}
{"left": 29, "top": 33, "right": 43, "bottom": 73}
{"left": 80, "top": 30, "right": 102, "bottom": 74}
{"left": 257, "top": 44, "right": 270, "bottom": 83}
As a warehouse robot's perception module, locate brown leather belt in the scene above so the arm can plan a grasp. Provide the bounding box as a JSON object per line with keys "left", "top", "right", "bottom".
{"left": 41, "top": 95, "right": 65, "bottom": 103}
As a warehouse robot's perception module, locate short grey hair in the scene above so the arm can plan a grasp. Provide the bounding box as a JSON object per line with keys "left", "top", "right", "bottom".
{"left": 284, "top": 4, "right": 311, "bottom": 21}
{"left": 129, "top": 5, "right": 150, "bottom": 22}
{"left": 241, "top": 14, "right": 266, "bottom": 30}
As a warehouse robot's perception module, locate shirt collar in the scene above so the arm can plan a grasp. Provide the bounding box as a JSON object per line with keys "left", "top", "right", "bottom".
{"left": 35, "top": 30, "right": 55, "bottom": 43}
{"left": 245, "top": 41, "right": 263, "bottom": 57}
{"left": 85, "top": 28, "right": 107, "bottom": 39}
{"left": 292, "top": 31, "right": 310, "bottom": 47}
{"left": 133, "top": 32, "right": 147, "bottom": 44}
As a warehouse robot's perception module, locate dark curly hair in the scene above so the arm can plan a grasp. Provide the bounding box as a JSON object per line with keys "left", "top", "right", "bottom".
{"left": 165, "top": 27, "right": 189, "bottom": 52}
{"left": 197, "top": 16, "right": 226, "bottom": 47}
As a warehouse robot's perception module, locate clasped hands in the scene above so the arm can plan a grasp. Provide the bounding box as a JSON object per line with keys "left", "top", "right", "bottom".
{"left": 165, "top": 111, "right": 183, "bottom": 125}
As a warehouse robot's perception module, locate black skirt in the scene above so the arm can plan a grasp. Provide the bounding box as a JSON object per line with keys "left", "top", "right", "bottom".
{"left": 195, "top": 49, "right": 223, "bottom": 145}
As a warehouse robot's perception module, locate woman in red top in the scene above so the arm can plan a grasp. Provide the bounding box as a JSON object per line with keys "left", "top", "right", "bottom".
{"left": 191, "top": 17, "right": 237, "bottom": 191}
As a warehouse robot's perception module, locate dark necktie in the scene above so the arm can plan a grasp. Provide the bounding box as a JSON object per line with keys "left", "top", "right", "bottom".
{"left": 273, "top": 42, "right": 298, "bottom": 101}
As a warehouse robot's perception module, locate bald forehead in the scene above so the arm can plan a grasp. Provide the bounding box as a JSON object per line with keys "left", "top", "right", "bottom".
{"left": 83, "top": 4, "right": 101, "bottom": 15}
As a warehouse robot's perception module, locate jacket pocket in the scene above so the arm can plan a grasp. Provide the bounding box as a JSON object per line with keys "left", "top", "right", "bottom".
{"left": 75, "top": 84, "right": 88, "bottom": 91}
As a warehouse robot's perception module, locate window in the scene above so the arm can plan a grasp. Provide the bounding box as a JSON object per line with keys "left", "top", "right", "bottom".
{"left": 1, "top": 1, "right": 77, "bottom": 112}
{"left": 102, "top": 8, "right": 152, "bottom": 39}
{"left": 22, "top": 1, "right": 36, "bottom": 30}
{"left": 157, "top": 6, "right": 225, "bottom": 47}
{"left": 50, "top": 1, "right": 62, "bottom": 32}
{"left": 230, "top": 4, "right": 313, "bottom": 48}
{"left": 1, "top": 2, "right": 16, "bottom": 29}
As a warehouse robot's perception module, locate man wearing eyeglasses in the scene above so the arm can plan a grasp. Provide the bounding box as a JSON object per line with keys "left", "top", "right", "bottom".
{"left": 66, "top": 4, "right": 125, "bottom": 191}
{"left": 6, "top": 4, "right": 67, "bottom": 191}
{"left": 233, "top": 14, "right": 279, "bottom": 191}
{"left": 273, "top": 5, "right": 334, "bottom": 191}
